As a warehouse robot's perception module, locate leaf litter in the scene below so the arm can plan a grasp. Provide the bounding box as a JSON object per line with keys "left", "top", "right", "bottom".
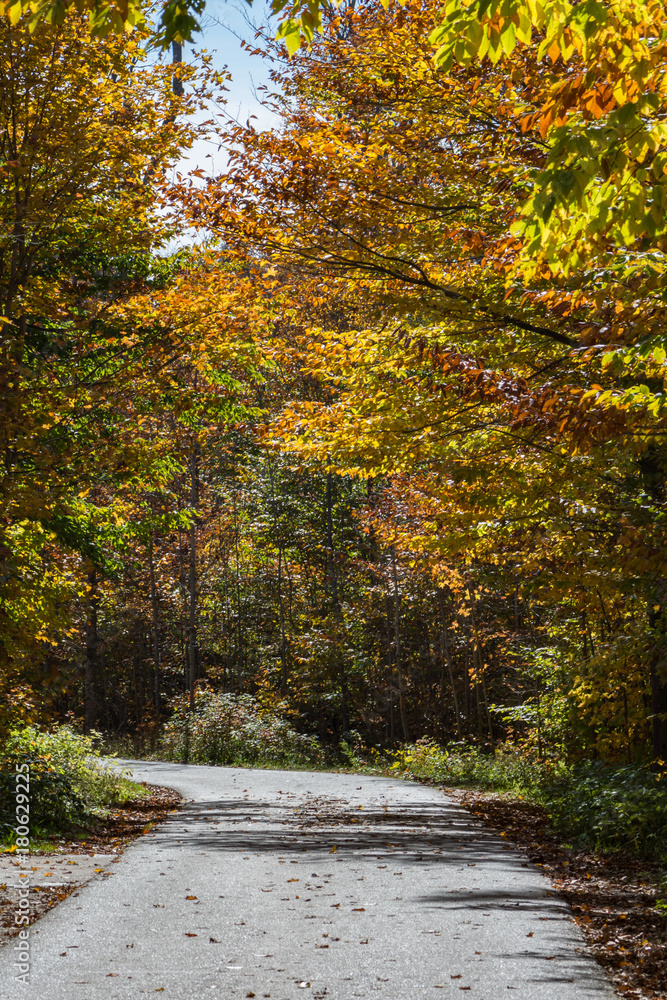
{"left": 449, "top": 788, "right": 667, "bottom": 1000}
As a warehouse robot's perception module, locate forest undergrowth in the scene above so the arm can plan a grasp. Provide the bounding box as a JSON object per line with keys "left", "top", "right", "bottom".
{"left": 0, "top": 727, "right": 148, "bottom": 848}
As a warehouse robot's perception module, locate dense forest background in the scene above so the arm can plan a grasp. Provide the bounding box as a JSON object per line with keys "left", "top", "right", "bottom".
{"left": 2, "top": 0, "right": 667, "bottom": 779}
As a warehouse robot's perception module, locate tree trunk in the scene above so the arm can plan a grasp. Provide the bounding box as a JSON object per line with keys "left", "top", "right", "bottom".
{"left": 480, "top": 658, "right": 494, "bottom": 747}
{"left": 188, "top": 444, "right": 199, "bottom": 710}
{"left": 171, "top": 41, "right": 184, "bottom": 97}
{"left": 148, "top": 537, "right": 161, "bottom": 717}
{"left": 178, "top": 527, "right": 189, "bottom": 694}
{"left": 326, "top": 471, "right": 348, "bottom": 732}
{"left": 475, "top": 671, "right": 483, "bottom": 738}
{"left": 463, "top": 639, "right": 471, "bottom": 733}
{"left": 391, "top": 546, "right": 411, "bottom": 742}
{"left": 639, "top": 447, "right": 667, "bottom": 765}
{"left": 233, "top": 489, "right": 243, "bottom": 691}
{"left": 648, "top": 604, "right": 667, "bottom": 765}
{"left": 469, "top": 594, "right": 493, "bottom": 742}
{"left": 85, "top": 568, "right": 99, "bottom": 732}
{"left": 438, "top": 591, "right": 462, "bottom": 737}
{"left": 651, "top": 662, "right": 667, "bottom": 764}
{"left": 277, "top": 546, "right": 288, "bottom": 694}
{"left": 443, "top": 624, "right": 462, "bottom": 738}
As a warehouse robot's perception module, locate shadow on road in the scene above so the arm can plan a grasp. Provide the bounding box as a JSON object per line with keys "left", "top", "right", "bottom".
{"left": 152, "top": 795, "right": 536, "bottom": 876}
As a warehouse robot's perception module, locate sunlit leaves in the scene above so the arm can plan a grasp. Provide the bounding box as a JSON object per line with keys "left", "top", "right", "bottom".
{"left": 0, "top": 0, "right": 202, "bottom": 46}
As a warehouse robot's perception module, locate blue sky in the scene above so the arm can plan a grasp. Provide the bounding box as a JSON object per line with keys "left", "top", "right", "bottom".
{"left": 183, "top": 0, "right": 279, "bottom": 174}
{"left": 201, "top": 0, "right": 276, "bottom": 122}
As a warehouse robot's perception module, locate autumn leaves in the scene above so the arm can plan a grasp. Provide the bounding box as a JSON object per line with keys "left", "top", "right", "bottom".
{"left": 1, "top": 0, "right": 666, "bottom": 763}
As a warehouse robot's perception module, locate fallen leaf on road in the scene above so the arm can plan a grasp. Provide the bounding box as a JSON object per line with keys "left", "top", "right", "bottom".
{"left": 329, "top": 846, "right": 337, "bottom": 854}
{"left": 185, "top": 895, "right": 197, "bottom": 900}
{"left": 184, "top": 932, "right": 197, "bottom": 937}
{"left": 451, "top": 974, "right": 462, "bottom": 979}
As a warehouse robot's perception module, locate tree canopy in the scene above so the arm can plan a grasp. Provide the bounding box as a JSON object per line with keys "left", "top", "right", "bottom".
{"left": 1, "top": 0, "right": 667, "bottom": 781}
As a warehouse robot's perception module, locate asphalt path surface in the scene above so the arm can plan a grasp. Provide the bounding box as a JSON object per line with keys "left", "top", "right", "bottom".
{"left": 0, "top": 761, "right": 617, "bottom": 999}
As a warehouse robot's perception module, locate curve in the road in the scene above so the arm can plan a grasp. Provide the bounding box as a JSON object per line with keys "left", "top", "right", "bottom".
{"left": 0, "top": 761, "right": 617, "bottom": 1000}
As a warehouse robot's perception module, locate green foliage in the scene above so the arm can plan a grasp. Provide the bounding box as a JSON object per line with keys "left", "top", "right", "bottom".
{"left": 160, "top": 690, "right": 325, "bottom": 768}
{"left": 389, "top": 739, "right": 667, "bottom": 860}
{"left": 389, "top": 738, "right": 557, "bottom": 794}
{"left": 339, "top": 730, "right": 371, "bottom": 769}
{"left": 0, "top": 725, "right": 144, "bottom": 837}
{"left": 547, "top": 762, "right": 667, "bottom": 861}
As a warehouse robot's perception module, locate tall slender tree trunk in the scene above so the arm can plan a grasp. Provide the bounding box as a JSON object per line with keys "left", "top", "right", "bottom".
{"left": 178, "top": 527, "right": 188, "bottom": 694}
{"left": 171, "top": 41, "right": 184, "bottom": 97}
{"left": 443, "top": 625, "right": 462, "bottom": 738}
{"left": 391, "top": 546, "right": 411, "bottom": 742}
{"left": 480, "top": 657, "right": 494, "bottom": 747}
{"left": 326, "top": 471, "right": 348, "bottom": 732}
{"left": 188, "top": 444, "right": 199, "bottom": 710}
{"left": 438, "top": 591, "right": 462, "bottom": 737}
{"left": 648, "top": 604, "right": 667, "bottom": 765}
{"left": 277, "top": 546, "right": 288, "bottom": 694}
{"left": 463, "top": 640, "right": 471, "bottom": 732}
{"left": 268, "top": 461, "right": 288, "bottom": 694}
{"left": 469, "top": 593, "right": 493, "bottom": 742}
{"left": 148, "top": 537, "right": 161, "bottom": 717}
{"left": 85, "top": 568, "right": 99, "bottom": 732}
{"left": 475, "top": 671, "right": 483, "bottom": 738}
{"left": 233, "top": 489, "right": 243, "bottom": 691}
{"left": 638, "top": 448, "right": 667, "bottom": 765}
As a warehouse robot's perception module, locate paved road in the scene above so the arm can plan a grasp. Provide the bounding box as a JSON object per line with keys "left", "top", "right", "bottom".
{"left": 0, "top": 762, "right": 616, "bottom": 999}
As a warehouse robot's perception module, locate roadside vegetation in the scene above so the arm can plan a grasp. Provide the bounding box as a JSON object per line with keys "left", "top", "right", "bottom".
{"left": 385, "top": 740, "right": 667, "bottom": 862}
{"left": 0, "top": 727, "right": 145, "bottom": 846}
{"left": 158, "top": 690, "right": 325, "bottom": 769}
{"left": 115, "top": 695, "right": 667, "bottom": 864}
